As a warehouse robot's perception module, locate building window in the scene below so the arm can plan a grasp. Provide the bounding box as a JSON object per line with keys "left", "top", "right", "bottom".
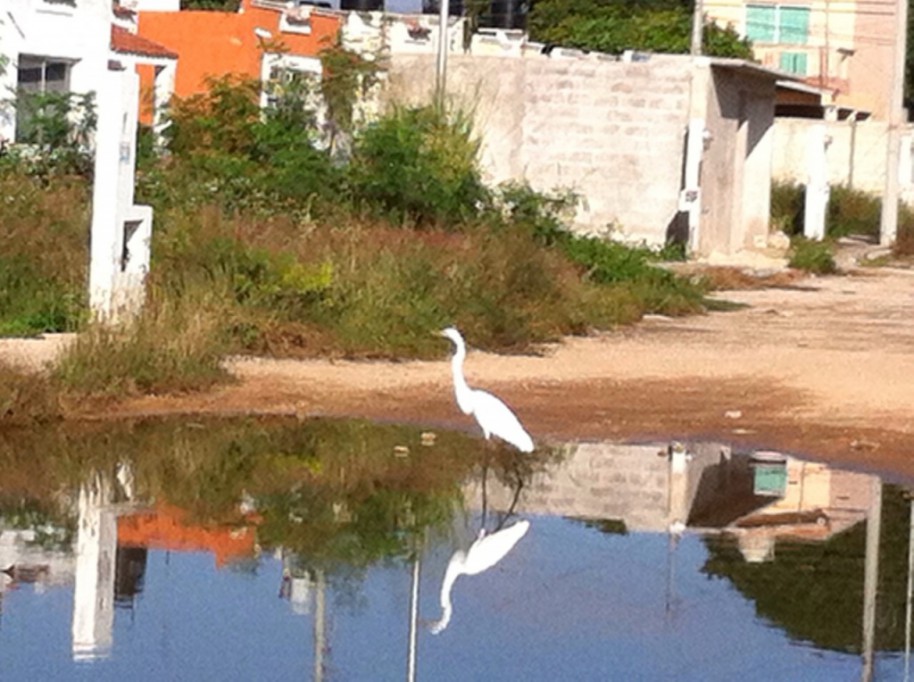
{"left": 15, "top": 55, "right": 73, "bottom": 143}
{"left": 746, "top": 5, "right": 810, "bottom": 45}
{"left": 17, "top": 55, "right": 71, "bottom": 95}
{"left": 779, "top": 51, "right": 808, "bottom": 75}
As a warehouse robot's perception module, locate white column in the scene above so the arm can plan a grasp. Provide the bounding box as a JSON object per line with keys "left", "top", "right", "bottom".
{"left": 88, "top": 66, "right": 125, "bottom": 322}
{"left": 152, "top": 61, "right": 176, "bottom": 148}
{"left": 72, "top": 474, "right": 117, "bottom": 661}
{"left": 803, "top": 123, "right": 830, "bottom": 241}
{"left": 89, "top": 62, "right": 150, "bottom": 324}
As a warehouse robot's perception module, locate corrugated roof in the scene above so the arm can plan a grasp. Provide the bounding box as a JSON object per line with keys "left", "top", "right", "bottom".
{"left": 111, "top": 25, "right": 178, "bottom": 60}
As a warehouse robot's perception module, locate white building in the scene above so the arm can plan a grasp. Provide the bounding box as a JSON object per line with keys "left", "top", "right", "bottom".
{"left": 0, "top": 0, "right": 176, "bottom": 322}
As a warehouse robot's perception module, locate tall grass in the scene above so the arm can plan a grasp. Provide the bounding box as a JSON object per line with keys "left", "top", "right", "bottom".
{"left": 2, "top": 83, "right": 714, "bottom": 403}
{"left": 0, "top": 362, "right": 61, "bottom": 426}
{"left": 53, "top": 289, "right": 231, "bottom": 398}
{"left": 0, "top": 171, "right": 89, "bottom": 335}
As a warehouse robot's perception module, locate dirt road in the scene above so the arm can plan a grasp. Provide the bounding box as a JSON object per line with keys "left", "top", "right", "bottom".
{"left": 4, "top": 262, "right": 914, "bottom": 481}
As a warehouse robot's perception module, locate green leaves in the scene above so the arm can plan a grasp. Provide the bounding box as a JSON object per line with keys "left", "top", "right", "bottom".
{"left": 348, "top": 106, "right": 488, "bottom": 227}
{"left": 528, "top": 0, "right": 753, "bottom": 59}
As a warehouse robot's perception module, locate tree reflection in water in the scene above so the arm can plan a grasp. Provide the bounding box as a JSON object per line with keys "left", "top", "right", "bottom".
{"left": 0, "top": 415, "right": 558, "bottom": 663}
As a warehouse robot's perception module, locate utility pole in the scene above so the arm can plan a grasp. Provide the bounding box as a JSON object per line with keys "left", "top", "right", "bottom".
{"left": 880, "top": 0, "right": 908, "bottom": 246}
{"left": 690, "top": 0, "right": 704, "bottom": 56}
{"left": 436, "top": 0, "right": 449, "bottom": 107}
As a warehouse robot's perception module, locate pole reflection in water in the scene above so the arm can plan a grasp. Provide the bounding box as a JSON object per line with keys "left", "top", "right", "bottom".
{"left": 861, "top": 477, "right": 882, "bottom": 682}
{"left": 71, "top": 473, "right": 116, "bottom": 662}
{"left": 407, "top": 554, "right": 420, "bottom": 682}
{"left": 314, "top": 569, "right": 326, "bottom": 682}
{"left": 906, "top": 492, "right": 914, "bottom": 682}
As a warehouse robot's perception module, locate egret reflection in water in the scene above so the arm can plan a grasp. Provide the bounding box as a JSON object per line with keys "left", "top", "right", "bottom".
{"left": 429, "top": 519, "right": 530, "bottom": 634}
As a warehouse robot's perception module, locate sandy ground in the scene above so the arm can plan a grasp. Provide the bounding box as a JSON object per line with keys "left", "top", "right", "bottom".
{"left": 3, "top": 257, "right": 914, "bottom": 482}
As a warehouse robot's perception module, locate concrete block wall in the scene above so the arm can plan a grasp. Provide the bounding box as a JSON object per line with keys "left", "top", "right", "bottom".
{"left": 387, "top": 53, "right": 693, "bottom": 244}
{"left": 473, "top": 443, "right": 675, "bottom": 532}
{"left": 520, "top": 58, "right": 691, "bottom": 243}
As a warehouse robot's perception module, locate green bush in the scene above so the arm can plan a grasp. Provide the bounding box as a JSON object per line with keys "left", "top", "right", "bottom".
{"left": 0, "top": 172, "right": 89, "bottom": 336}
{"left": 770, "top": 180, "right": 805, "bottom": 236}
{"left": 788, "top": 237, "right": 837, "bottom": 274}
{"left": 0, "top": 258, "right": 84, "bottom": 336}
{"left": 528, "top": 1, "right": 753, "bottom": 58}
{"left": 827, "top": 185, "right": 881, "bottom": 238}
{"left": 896, "top": 204, "right": 914, "bottom": 257}
{"left": 11, "top": 90, "right": 96, "bottom": 177}
{"left": 347, "top": 105, "right": 489, "bottom": 227}
{"left": 144, "top": 74, "right": 339, "bottom": 217}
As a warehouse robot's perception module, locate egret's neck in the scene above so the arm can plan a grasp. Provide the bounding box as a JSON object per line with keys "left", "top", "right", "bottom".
{"left": 429, "top": 550, "right": 465, "bottom": 634}
{"left": 450, "top": 341, "right": 474, "bottom": 415}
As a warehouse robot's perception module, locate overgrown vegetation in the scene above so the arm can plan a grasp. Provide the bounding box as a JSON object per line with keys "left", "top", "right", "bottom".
{"left": 788, "top": 237, "right": 837, "bottom": 274}
{"left": 1, "top": 51, "right": 711, "bottom": 410}
{"left": 0, "top": 172, "right": 88, "bottom": 335}
{"left": 770, "top": 179, "right": 914, "bottom": 258}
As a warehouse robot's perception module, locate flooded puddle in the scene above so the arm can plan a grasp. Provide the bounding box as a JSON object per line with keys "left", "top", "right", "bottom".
{"left": 0, "top": 418, "right": 910, "bottom": 680}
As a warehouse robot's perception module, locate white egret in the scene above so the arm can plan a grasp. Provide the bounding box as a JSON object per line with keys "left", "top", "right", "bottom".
{"left": 429, "top": 519, "right": 531, "bottom": 634}
{"left": 439, "top": 327, "right": 534, "bottom": 453}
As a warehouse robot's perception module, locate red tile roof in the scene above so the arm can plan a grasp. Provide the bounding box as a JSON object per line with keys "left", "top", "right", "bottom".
{"left": 112, "top": 3, "right": 135, "bottom": 19}
{"left": 111, "top": 25, "right": 178, "bottom": 60}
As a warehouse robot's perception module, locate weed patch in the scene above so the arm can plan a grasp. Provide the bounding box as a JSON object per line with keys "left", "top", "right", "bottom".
{"left": 0, "top": 363, "right": 61, "bottom": 427}
{"left": 789, "top": 237, "right": 837, "bottom": 274}
{"left": 53, "top": 291, "right": 231, "bottom": 397}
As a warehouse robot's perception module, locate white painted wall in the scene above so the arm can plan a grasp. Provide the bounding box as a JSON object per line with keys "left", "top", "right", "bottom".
{"left": 0, "top": 0, "right": 112, "bottom": 142}
{"left": 773, "top": 117, "right": 914, "bottom": 203}
{"left": 1, "top": 0, "right": 156, "bottom": 323}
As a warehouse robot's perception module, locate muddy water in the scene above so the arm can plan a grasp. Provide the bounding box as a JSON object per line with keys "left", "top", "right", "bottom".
{"left": 0, "top": 418, "right": 910, "bottom": 680}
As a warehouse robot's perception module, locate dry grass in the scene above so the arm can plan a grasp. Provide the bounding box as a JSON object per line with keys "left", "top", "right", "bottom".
{"left": 0, "top": 362, "right": 62, "bottom": 427}
{"left": 53, "top": 288, "right": 232, "bottom": 398}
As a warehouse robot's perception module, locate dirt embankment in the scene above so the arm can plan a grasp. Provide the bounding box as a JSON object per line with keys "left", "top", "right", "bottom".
{"left": 4, "top": 264, "right": 914, "bottom": 482}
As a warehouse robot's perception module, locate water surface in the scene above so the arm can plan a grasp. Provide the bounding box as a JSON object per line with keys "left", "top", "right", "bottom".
{"left": 0, "top": 419, "right": 909, "bottom": 680}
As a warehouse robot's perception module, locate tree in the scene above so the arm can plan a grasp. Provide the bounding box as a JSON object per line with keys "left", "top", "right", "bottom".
{"left": 528, "top": 0, "right": 753, "bottom": 59}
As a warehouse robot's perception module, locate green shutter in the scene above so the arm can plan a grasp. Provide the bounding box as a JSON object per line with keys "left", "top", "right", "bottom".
{"left": 747, "top": 5, "right": 776, "bottom": 42}
{"left": 779, "top": 6, "right": 810, "bottom": 45}
{"left": 779, "top": 51, "right": 808, "bottom": 75}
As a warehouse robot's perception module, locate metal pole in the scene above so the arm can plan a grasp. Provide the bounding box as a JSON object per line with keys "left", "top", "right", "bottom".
{"left": 435, "top": 0, "right": 449, "bottom": 106}
{"left": 879, "top": 0, "right": 908, "bottom": 246}
{"left": 690, "top": 0, "right": 703, "bottom": 56}
{"left": 861, "top": 479, "right": 882, "bottom": 682}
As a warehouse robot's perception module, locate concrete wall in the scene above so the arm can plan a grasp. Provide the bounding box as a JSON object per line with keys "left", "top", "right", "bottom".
{"left": 387, "top": 53, "right": 692, "bottom": 245}
{"left": 773, "top": 117, "right": 914, "bottom": 203}
{"left": 473, "top": 442, "right": 749, "bottom": 533}
{"left": 700, "top": 64, "right": 776, "bottom": 254}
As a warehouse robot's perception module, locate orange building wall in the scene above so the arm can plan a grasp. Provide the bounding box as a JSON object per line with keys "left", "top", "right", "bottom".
{"left": 118, "top": 502, "right": 259, "bottom": 568}
{"left": 137, "top": 0, "right": 341, "bottom": 111}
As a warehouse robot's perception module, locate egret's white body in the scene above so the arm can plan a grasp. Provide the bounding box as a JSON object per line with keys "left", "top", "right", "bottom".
{"left": 429, "top": 519, "right": 531, "bottom": 634}
{"left": 440, "top": 327, "right": 534, "bottom": 452}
